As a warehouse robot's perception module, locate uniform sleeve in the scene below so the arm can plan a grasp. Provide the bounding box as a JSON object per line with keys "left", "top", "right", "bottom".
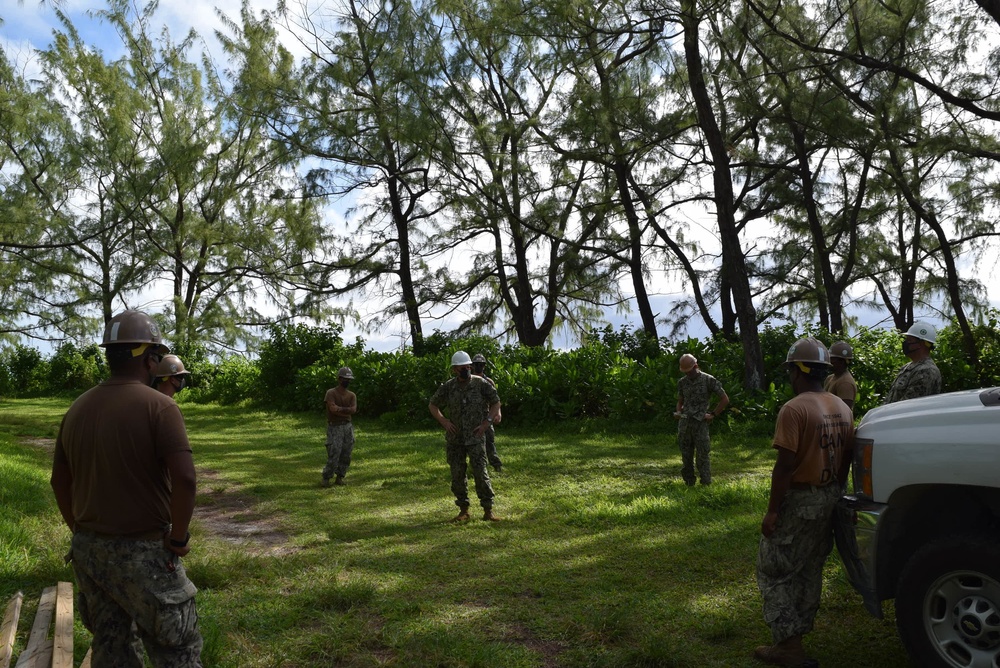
{"left": 771, "top": 403, "right": 803, "bottom": 454}
{"left": 154, "top": 402, "right": 191, "bottom": 458}
{"left": 711, "top": 376, "right": 725, "bottom": 396}
{"left": 429, "top": 383, "right": 446, "bottom": 408}
{"left": 482, "top": 379, "right": 500, "bottom": 404}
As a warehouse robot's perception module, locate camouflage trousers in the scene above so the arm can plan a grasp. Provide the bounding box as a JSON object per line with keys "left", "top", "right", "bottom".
{"left": 756, "top": 484, "right": 841, "bottom": 643}
{"left": 446, "top": 441, "right": 494, "bottom": 509}
{"left": 677, "top": 418, "right": 711, "bottom": 485}
{"left": 322, "top": 423, "right": 355, "bottom": 481}
{"left": 71, "top": 530, "right": 203, "bottom": 668}
{"left": 484, "top": 425, "right": 502, "bottom": 469}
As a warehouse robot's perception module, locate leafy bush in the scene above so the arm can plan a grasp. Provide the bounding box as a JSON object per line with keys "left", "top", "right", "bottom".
{"left": 256, "top": 323, "right": 362, "bottom": 410}
{"left": 192, "top": 354, "right": 260, "bottom": 405}
{"left": 0, "top": 345, "right": 49, "bottom": 397}
{"left": 7, "top": 315, "right": 1000, "bottom": 430}
{"left": 47, "top": 342, "right": 106, "bottom": 392}
{"left": 935, "top": 310, "right": 1000, "bottom": 390}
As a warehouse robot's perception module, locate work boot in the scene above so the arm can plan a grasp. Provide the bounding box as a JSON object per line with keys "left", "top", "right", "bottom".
{"left": 753, "top": 635, "right": 811, "bottom": 666}
{"left": 334, "top": 475, "right": 346, "bottom": 486}
{"left": 452, "top": 505, "right": 471, "bottom": 522}
{"left": 482, "top": 508, "right": 501, "bottom": 522}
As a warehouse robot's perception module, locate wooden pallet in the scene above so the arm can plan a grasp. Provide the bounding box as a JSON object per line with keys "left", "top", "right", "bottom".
{"left": 1, "top": 583, "right": 89, "bottom": 668}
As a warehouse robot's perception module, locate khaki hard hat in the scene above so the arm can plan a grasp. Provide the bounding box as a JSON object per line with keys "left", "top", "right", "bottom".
{"left": 472, "top": 353, "right": 488, "bottom": 364}
{"left": 155, "top": 354, "right": 190, "bottom": 378}
{"left": 829, "top": 341, "right": 854, "bottom": 360}
{"left": 338, "top": 366, "right": 354, "bottom": 379}
{"left": 905, "top": 322, "right": 937, "bottom": 345}
{"left": 785, "top": 337, "right": 832, "bottom": 366}
{"left": 679, "top": 354, "right": 698, "bottom": 372}
{"left": 100, "top": 310, "right": 169, "bottom": 356}
{"left": 451, "top": 351, "right": 472, "bottom": 366}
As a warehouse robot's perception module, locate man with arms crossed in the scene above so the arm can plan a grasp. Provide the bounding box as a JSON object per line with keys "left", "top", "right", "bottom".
{"left": 322, "top": 366, "right": 358, "bottom": 487}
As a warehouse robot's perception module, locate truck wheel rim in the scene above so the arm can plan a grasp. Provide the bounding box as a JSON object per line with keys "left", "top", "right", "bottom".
{"left": 924, "top": 570, "right": 1000, "bottom": 666}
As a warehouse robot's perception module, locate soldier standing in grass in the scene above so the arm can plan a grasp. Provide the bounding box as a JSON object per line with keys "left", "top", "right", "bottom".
{"left": 153, "top": 354, "right": 192, "bottom": 400}
{"left": 884, "top": 322, "right": 942, "bottom": 404}
{"left": 674, "top": 353, "right": 729, "bottom": 486}
{"left": 50, "top": 310, "right": 203, "bottom": 667}
{"left": 823, "top": 342, "right": 858, "bottom": 410}
{"left": 471, "top": 353, "right": 503, "bottom": 472}
{"left": 755, "top": 338, "right": 854, "bottom": 667}
{"left": 429, "top": 351, "right": 502, "bottom": 522}
{"left": 322, "top": 366, "right": 357, "bottom": 487}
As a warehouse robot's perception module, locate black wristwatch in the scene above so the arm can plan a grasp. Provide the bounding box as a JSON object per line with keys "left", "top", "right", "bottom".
{"left": 169, "top": 532, "right": 190, "bottom": 548}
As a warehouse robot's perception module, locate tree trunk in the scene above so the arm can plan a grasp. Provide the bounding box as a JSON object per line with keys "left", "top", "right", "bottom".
{"left": 682, "top": 0, "right": 764, "bottom": 389}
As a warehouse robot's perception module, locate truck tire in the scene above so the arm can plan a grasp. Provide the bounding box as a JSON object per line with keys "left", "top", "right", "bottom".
{"left": 895, "top": 535, "right": 1000, "bottom": 668}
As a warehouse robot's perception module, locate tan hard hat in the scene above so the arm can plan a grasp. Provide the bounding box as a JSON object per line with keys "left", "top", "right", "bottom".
{"left": 679, "top": 354, "right": 698, "bottom": 372}
{"left": 100, "top": 310, "right": 169, "bottom": 356}
{"left": 155, "top": 354, "right": 189, "bottom": 378}
{"left": 829, "top": 341, "right": 854, "bottom": 360}
{"left": 785, "top": 337, "right": 832, "bottom": 366}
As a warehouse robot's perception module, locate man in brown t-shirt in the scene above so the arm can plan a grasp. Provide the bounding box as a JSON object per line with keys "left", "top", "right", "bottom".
{"left": 51, "top": 310, "right": 203, "bottom": 667}
{"left": 823, "top": 341, "right": 858, "bottom": 410}
{"left": 755, "top": 337, "right": 854, "bottom": 667}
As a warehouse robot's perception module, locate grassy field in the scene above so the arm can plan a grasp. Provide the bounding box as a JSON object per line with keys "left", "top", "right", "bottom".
{"left": 0, "top": 398, "right": 911, "bottom": 667}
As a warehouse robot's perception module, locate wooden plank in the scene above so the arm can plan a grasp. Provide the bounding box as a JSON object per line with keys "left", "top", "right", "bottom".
{"left": 78, "top": 647, "right": 92, "bottom": 668}
{"left": 27, "top": 641, "right": 50, "bottom": 668}
{"left": 1, "top": 592, "right": 23, "bottom": 668}
{"left": 50, "top": 583, "right": 72, "bottom": 668}
{"left": 13, "top": 587, "right": 55, "bottom": 668}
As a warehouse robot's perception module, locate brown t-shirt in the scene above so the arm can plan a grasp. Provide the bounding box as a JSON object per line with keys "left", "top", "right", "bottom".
{"left": 824, "top": 370, "right": 858, "bottom": 406}
{"left": 772, "top": 391, "right": 854, "bottom": 487}
{"left": 54, "top": 378, "right": 191, "bottom": 535}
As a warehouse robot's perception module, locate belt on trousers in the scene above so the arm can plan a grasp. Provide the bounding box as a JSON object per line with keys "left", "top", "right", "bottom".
{"left": 77, "top": 528, "right": 166, "bottom": 541}
{"left": 788, "top": 481, "right": 833, "bottom": 491}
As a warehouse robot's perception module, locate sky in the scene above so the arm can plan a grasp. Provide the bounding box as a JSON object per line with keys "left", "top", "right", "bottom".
{"left": 2, "top": 0, "right": 995, "bottom": 354}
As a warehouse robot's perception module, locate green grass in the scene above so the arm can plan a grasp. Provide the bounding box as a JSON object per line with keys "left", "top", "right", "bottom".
{"left": 0, "top": 398, "right": 910, "bottom": 667}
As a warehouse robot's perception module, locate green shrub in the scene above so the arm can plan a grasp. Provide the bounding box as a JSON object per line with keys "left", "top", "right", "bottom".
{"left": 193, "top": 354, "right": 260, "bottom": 405}
{"left": 47, "top": 342, "right": 106, "bottom": 392}
{"left": 256, "top": 323, "right": 362, "bottom": 410}
{"left": 0, "top": 345, "right": 49, "bottom": 397}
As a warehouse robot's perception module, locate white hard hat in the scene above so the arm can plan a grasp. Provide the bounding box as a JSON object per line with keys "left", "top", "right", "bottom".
{"left": 905, "top": 322, "right": 937, "bottom": 344}
{"left": 450, "top": 351, "right": 472, "bottom": 366}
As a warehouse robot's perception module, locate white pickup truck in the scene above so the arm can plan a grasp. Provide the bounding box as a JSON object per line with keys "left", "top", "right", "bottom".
{"left": 834, "top": 387, "right": 1000, "bottom": 668}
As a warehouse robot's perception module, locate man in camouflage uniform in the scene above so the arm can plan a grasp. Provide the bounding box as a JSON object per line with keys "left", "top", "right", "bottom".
{"left": 429, "top": 351, "right": 502, "bottom": 522}
{"left": 471, "top": 353, "right": 503, "bottom": 472}
{"left": 322, "top": 366, "right": 357, "bottom": 487}
{"left": 884, "top": 321, "right": 942, "bottom": 404}
{"left": 50, "top": 310, "right": 203, "bottom": 667}
{"left": 823, "top": 342, "right": 858, "bottom": 410}
{"left": 674, "top": 354, "right": 729, "bottom": 486}
{"left": 755, "top": 338, "right": 854, "bottom": 667}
